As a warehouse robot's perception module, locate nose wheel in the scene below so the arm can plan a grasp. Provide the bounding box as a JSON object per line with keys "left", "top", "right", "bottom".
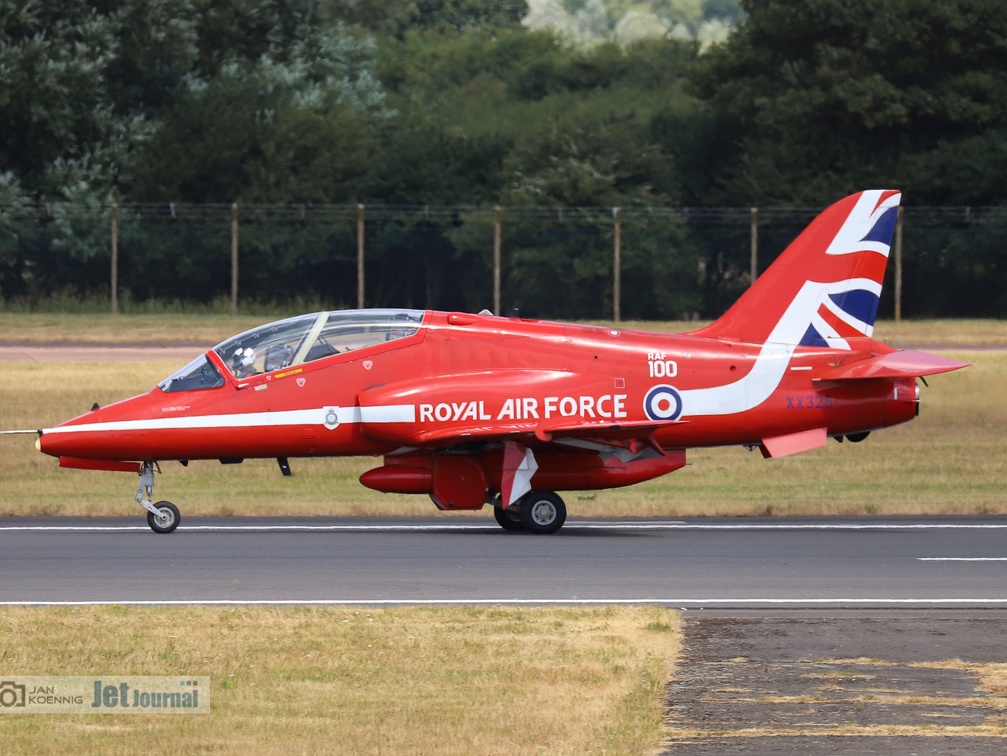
{"left": 147, "top": 501, "right": 181, "bottom": 534}
{"left": 135, "top": 461, "right": 181, "bottom": 534}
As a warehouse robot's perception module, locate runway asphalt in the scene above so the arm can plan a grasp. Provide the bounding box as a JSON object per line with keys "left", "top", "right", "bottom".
{"left": 2, "top": 514, "right": 1006, "bottom": 606}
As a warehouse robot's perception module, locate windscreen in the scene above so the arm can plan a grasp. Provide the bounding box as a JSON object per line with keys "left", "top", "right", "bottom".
{"left": 213, "top": 309, "right": 423, "bottom": 379}
{"left": 158, "top": 354, "right": 225, "bottom": 393}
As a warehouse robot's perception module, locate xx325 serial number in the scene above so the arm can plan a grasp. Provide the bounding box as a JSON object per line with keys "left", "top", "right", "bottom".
{"left": 786, "top": 394, "right": 833, "bottom": 409}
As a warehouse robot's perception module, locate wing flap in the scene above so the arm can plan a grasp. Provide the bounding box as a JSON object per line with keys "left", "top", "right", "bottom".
{"left": 760, "top": 428, "right": 828, "bottom": 459}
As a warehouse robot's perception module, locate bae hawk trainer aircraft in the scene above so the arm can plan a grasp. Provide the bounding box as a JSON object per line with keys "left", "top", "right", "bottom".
{"left": 20, "top": 190, "right": 968, "bottom": 534}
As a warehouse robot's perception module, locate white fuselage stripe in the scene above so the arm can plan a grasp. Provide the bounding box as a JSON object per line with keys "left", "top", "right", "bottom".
{"left": 678, "top": 277, "right": 887, "bottom": 418}
{"left": 43, "top": 405, "right": 416, "bottom": 435}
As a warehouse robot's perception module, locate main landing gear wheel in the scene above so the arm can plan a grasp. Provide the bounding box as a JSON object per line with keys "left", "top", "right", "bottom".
{"left": 519, "top": 490, "right": 567, "bottom": 535}
{"left": 147, "top": 500, "right": 180, "bottom": 534}
{"left": 493, "top": 505, "right": 526, "bottom": 531}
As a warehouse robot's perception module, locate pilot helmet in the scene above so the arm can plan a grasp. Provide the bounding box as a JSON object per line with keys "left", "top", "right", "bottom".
{"left": 232, "top": 347, "right": 255, "bottom": 371}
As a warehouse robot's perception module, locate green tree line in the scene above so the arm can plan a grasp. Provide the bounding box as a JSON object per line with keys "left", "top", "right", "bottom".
{"left": 0, "top": 0, "right": 1004, "bottom": 317}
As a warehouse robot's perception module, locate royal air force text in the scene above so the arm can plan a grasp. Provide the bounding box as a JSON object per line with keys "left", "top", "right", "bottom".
{"left": 419, "top": 395, "right": 628, "bottom": 423}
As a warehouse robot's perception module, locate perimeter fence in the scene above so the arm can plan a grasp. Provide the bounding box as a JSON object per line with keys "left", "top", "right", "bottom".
{"left": 0, "top": 202, "right": 1003, "bottom": 320}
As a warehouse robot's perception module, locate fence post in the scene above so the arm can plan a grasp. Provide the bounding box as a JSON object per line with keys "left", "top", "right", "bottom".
{"left": 750, "top": 207, "right": 758, "bottom": 284}
{"left": 894, "top": 205, "right": 903, "bottom": 322}
{"left": 110, "top": 203, "right": 119, "bottom": 314}
{"left": 613, "top": 207, "right": 622, "bottom": 323}
{"left": 493, "top": 206, "right": 502, "bottom": 316}
{"left": 357, "top": 204, "right": 365, "bottom": 309}
{"left": 230, "top": 203, "right": 239, "bottom": 316}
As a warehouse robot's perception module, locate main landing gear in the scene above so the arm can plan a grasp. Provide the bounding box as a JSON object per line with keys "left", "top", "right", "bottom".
{"left": 493, "top": 490, "right": 567, "bottom": 535}
{"left": 135, "top": 461, "right": 180, "bottom": 534}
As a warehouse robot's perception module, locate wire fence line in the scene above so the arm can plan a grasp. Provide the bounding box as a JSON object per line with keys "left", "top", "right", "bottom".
{"left": 1, "top": 202, "right": 1004, "bottom": 320}
{"left": 6, "top": 202, "right": 1007, "bottom": 224}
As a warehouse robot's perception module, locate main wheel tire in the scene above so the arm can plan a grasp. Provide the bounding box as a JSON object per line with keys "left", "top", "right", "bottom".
{"left": 493, "top": 505, "right": 526, "bottom": 531}
{"left": 147, "top": 500, "right": 180, "bottom": 534}
{"left": 519, "top": 491, "right": 567, "bottom": 535}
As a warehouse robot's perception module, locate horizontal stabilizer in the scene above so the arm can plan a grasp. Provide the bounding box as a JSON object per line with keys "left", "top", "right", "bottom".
{"left": 815, "top": 350, "right": 970, "bottom": 381}
{"left": 760, "top": 428, "right": 827, "bottom": 459}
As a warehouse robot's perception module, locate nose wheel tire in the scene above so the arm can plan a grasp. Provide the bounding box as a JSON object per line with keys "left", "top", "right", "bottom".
{"left": 147, "top": 500, "right": 180, "bottom": 534}
{"left": 519, "top": 491, "right": 567, "bottom": 534}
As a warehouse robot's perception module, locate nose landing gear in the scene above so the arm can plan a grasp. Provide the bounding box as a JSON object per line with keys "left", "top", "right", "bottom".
{"left": 135, "top": 461, "right": 180, "bottom": 534}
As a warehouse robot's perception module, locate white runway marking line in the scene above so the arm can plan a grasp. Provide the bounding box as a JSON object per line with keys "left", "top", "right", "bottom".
{"left": 918, "top": 557, "right": 1007, "bottom": 561}
{"left": 3, "top": 522, "right": 1007, "bottom": 533}
{"left": 3, "top": 598, "right": 1007, "bottom": 607}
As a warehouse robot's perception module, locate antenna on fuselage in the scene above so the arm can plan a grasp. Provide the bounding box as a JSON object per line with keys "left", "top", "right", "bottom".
{"left": 508, "top": 301, "right": 523, "bottom": 318}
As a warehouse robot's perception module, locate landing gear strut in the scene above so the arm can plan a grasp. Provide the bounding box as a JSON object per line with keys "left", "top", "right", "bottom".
{"left": 135, "top": 461, "right": 180, "bottom": 534}
{"left": 493, "top": 490, "right": 567, "bottom": 534}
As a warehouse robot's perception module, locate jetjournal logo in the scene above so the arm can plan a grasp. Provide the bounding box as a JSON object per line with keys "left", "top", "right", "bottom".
{"left": 0, "top": 676, "right": 210, "bottom": 714}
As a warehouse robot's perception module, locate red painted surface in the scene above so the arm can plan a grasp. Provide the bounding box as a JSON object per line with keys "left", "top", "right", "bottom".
{"left": 35, "top": 191, "right": 968, "bottom": 521}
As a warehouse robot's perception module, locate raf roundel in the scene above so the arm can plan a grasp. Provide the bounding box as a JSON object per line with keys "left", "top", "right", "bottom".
{"left": 644, "top": 385, "right": 683, "bottom": 421}
{"left": 324, "top": 407, "right": 340, "bottom": 430}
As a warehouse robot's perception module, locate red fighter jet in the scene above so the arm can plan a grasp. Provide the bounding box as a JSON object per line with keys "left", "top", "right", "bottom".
{"left": 27, "top": 190, "right": 968, "bottom": 534}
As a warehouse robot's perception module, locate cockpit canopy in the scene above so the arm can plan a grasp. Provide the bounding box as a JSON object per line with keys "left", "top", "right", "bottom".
{"left": 158, "top": 309, "right": 423, "bottom": 393}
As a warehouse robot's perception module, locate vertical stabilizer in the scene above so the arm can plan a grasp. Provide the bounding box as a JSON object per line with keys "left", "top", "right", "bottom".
{"left": 691, "top": 190, "right": 901, "bottom": 349}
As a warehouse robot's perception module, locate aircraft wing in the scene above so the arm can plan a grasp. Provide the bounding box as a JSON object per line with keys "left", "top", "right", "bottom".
{"left": 815, "top": 349, "right": 969, "bottom": 381}
{"left": 401, "top": 417, "right": 680, "bottom": 448}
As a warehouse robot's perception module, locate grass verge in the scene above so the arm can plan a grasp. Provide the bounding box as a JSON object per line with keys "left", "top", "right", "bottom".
{"left": 0, "top": 605, "right": 681, "bottom": 754}
{"left": 1, "top": 314, "right": 1006, "bottom": 346}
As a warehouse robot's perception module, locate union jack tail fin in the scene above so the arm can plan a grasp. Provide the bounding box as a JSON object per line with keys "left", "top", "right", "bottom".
{"left": 691, "top": 190, "right": 901, "bottom": 350}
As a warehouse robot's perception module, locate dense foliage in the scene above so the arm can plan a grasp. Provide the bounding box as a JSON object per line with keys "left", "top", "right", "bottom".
{"left": 0, "top": 0, "right": 1004, "bottom": 317}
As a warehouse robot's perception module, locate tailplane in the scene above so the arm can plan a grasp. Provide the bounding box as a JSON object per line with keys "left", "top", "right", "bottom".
{"left": 691, "top": 190, "right": 901, "bottom": 349}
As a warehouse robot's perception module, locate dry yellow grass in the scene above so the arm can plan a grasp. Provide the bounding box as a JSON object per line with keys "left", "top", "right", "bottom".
{"left": 917, "top": 660, "right": 1007, "bottom": 700}
{"left": 0, "top": 312, "right": 264, "bottom": 344}
{"left": 0, "top": 605, "right": 681, "bottom": 754}
{"left": 2, "top": 313, "right": 1005, "bottom": 347}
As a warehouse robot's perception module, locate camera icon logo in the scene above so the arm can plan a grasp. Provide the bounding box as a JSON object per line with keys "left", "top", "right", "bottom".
{"left": 0, "top": 681, "right": 26, "bottom": 708}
